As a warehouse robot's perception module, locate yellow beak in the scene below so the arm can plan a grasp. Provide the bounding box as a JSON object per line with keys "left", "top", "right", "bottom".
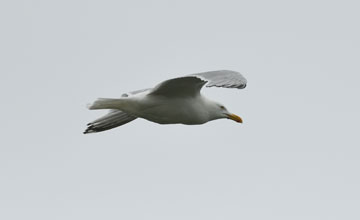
{"left": 227, "top": 113, "right": 243, "bottom": 123}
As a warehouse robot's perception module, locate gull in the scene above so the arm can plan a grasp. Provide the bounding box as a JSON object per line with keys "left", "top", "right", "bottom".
{"left": 84, "top": 70, "right": 247, "bottom": 134}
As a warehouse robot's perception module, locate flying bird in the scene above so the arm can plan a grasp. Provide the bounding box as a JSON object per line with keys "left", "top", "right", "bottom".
{"left": 84, "top": 70, "right": 247, "bottom": 134}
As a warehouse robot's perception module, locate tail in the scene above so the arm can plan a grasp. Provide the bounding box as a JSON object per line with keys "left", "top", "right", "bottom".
{"left": 87, "top": 98, "right": 125, "bottom": 110}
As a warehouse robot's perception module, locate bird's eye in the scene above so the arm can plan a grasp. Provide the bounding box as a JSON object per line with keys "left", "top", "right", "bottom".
{"left": 220, "top": 106, "right": 225, "bottom": 109}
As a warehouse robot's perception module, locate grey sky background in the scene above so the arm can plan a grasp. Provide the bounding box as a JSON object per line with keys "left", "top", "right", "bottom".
{"left": 1, "top": 0, "right": 359, "bottom": 219}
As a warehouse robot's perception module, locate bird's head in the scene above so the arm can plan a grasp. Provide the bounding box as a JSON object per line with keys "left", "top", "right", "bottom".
{"left": 209, "top": 102, "right": 243, "bottom": 123}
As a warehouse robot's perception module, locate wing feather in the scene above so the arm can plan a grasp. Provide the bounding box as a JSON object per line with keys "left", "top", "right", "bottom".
{"left": 148, "top": 70, "right": 247, "bottom": 97}
{"left": 84, "top": 110, "right": 137, "bottom": 134}
{"left": 148, "top": 76, "right": 206, "bottom": 97}
{"left": 191, "top": 70, "right": 247, "bottom": 89}
{"left": 84, "top": 89, "right": 148, "bottom": 134}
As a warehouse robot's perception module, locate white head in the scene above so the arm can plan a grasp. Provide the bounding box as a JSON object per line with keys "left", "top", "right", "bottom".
{"left": 207, "top": 101, "right": 243, "bottom": 123}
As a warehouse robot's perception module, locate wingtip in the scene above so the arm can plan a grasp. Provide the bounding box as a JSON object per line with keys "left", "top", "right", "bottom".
{"left": 83, "top": 124, "right": 95, "bottom": 134}
{"left": 83, "top": 129, "right": 95, "bottom": 134}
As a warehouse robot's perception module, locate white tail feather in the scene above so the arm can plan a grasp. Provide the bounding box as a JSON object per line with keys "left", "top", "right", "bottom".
{"left": 88, "top": 98, "right": 125, "bottom": 110}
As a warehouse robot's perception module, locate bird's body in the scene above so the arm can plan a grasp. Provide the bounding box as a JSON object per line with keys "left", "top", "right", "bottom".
{"left": 124, "top": 93, "right": 216, "bottom": 125}
{"left": 84, "top": 70, "right": 247, "bottom": 134}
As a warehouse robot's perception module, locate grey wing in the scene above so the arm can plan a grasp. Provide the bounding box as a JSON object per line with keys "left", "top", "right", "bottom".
{"left": 190, "top": 70, "right": 247, "bottom": 89}
{"left": 148, "top": 76, "right": 206, "bottom": 97}
{"left": 84, "top": 110, "right": 137, "bottom": 134}
{"left": 148, "top": 70, "right": 246, "bottom": 97}
{"left": 83, "top": 89, "right": 150, "bottom": 134}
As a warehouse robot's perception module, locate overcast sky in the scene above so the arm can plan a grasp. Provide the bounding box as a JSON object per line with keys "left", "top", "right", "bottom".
{"left": 1, "top": 0, "right": 359, "bottom": 219}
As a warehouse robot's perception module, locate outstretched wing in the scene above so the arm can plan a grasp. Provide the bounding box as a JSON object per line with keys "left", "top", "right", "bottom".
{"left": 84, "top": 110, "right": 137, "bottom": 134}
{"left": 148, "top": 70, "right": 247, "bottom": 97}
{"left": 84, "top": 89, "right": 150, "bottom": 134}
{"left": 191, "top": 70, "right": 247, "bottom": 89}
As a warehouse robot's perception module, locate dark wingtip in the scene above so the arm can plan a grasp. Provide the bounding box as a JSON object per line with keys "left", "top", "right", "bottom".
{"left": 83, "top": 124, "right": 94, "bottom": 134}
{"left": 206, "top": 83, "right": 247, "bottom": 89}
